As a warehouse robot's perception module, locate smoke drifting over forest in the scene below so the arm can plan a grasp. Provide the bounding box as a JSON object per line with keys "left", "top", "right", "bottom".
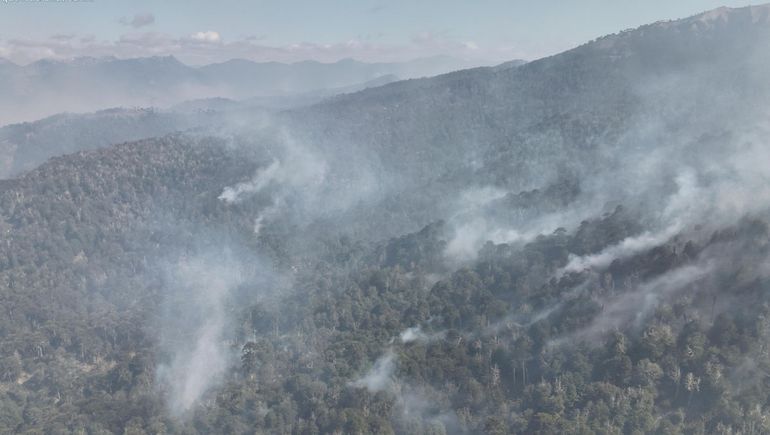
{"left": 3, "top": 3, "right": 770, "bottom": 434}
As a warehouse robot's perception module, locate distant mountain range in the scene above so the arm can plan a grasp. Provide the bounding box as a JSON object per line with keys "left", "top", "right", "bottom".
{"left": 0, "top": 55, "right": 495, "bottom": 125}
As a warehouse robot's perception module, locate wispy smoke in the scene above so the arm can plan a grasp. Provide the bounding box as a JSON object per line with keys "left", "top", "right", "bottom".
{"left": 350, "top": 350, "right": 397, "bottom": 392}
{"left": 396, "top": 387, "right": 463, "bottom": 434}
{"left": 445, "top": 217, "right": 528, "bottom": 262}
{"left": 219, "top": 160, "right": 282, "bottom": 204}
{"left": 561, "top": 224, "right": 682, "bottom": 275}
{"left": 218, "top": 131, "right": 331, "bottom": 236}
{"left": 443, "top": 186, "right": 508, "bottom": 262}
{"left": 253, "top": 202, "right": 281, "bottom": 236}
{"left": 219, "top": 133, "right": 327, "bottom": 206}
{"left": 400, "top": 327, "right": 427, "bottom": 343}
{"left": 551, "top": 263, "right": 713, "bottom": 347}
{"left": 349, "top": 346, "right": 462, "bottom": 432}
{"left": 155, "top": 247, "right": 276, "bottom": 417}
{"left": 119, "top": 13, "right": 155, "bottom": 29}
{"left": 443, "top": 183, "right": 592, "bottom": 263}
{"left": 400, "top": 326, "right": 445, "bottom": 344}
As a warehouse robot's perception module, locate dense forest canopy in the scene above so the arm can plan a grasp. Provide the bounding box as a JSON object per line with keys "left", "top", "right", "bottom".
{"left": 2, "top": 4, "right": 770, "bottom": 434}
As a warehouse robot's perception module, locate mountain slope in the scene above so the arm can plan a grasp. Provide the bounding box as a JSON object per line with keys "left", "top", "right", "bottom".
{"left": 287, "top": 3, "right": 770, "bottom": 188}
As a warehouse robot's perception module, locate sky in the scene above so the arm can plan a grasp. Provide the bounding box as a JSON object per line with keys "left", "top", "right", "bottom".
{"left": 0, "top": 0, "right": 762, "bottom": 65}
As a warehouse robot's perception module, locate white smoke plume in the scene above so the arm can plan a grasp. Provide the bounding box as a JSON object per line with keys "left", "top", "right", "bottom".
{"left": 219, "top": 160, "right": 282, "bottom": 204}
{"left": 400, "top": 326, "right": 427, "bottom": 343}
{"left": 395, "top": 387, "right": 463, "bottom": 434}
{"left": 443, "top": 184, "right": 592, "bottom": 263}
{"left": 399, "top": 326, "right": 445, "bottom": 344}
{"left": 217, "top": 128, "right": 386, "bottom": 239}
{"left": 218, "top": 134, "right": 327, "bottom": 206}
{"left": 559, "top": 169, "right": 703, "bottom": 276}
{"left": 350, "top": 349, "right": 397, "bottom": 392}
{"left": 253, "top": 201, "right": 281, "bottom": 236}
{"left": 154, "top": 247, "right": 278, "bottom": 417}
{"left": 560, "top": 224, "right": 682, "bottom": 276}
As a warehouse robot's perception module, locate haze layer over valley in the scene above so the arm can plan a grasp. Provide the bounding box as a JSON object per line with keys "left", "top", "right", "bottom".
{"left": 0, "top": 55, "right": 482, "bottom": 126}
{"left": 1, "top": 3, "right": 770, "bottom": 434}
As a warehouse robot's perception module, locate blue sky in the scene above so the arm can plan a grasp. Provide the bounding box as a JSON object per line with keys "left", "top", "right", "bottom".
{"left": 0, "top": 0, "right": 761, "bottom": 65}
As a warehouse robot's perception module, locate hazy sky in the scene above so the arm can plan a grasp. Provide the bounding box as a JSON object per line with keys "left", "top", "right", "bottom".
{"left": 0, "top": 0, "right": 761, "bottom": 65}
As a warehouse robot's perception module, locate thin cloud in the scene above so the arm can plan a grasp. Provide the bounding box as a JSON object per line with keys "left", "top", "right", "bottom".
{"left": 189, "top": 31, "right": 221, "bottom": 43}
{"left": 120, "top": 13, "right": 156, "bottom": 29}
{"left": 0, "top": 31, "right": 526, "bottom": 66}
{"left": 50, "top": 33, "right": 77, "bottom": 41}
{"left": 367, "top": 4, "right": 387, "bottom": 14}
{"left": 350, "top": 350, "right": 397, "bottom": 392}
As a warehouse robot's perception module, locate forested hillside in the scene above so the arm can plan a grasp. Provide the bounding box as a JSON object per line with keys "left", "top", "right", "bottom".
{"left": 2, "top": 4, "right": 770, "bottom": 434}
{"left": 0, "top": 110, "right": 230, "bottom": 179}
